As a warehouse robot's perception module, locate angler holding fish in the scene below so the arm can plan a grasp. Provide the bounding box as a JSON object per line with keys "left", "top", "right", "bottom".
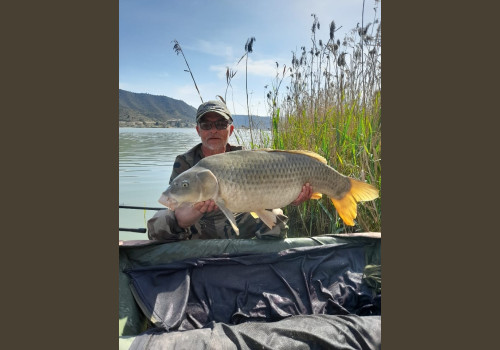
{"left": 147, "top": 100, "right": 313, "bottom": 241}
{"left": 149, "top": 100, "right": 379, "bottom": 240}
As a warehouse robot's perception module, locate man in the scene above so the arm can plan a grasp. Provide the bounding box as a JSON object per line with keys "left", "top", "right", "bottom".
{"left": 147, "top": 100, "right": 313, "bottom": 241}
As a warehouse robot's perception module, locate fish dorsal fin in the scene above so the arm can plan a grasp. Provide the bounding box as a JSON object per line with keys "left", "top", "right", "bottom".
{"left": 255, "top": 149, "right": 327, "bottom": 164}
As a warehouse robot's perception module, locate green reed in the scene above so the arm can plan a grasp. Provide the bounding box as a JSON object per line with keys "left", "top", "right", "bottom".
{"left": 263, "top": 6, "right": 381, "bottom": 235}
{"left": 272, "top": 94, "right": 381, "bottom": 235}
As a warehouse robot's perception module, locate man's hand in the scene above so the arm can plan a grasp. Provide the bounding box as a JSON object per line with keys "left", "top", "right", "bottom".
{"left": 291, "top": 183, "right": 314, "bottom": 206}
{"left": 192, "top": 200, "right": 219, "bottom": 213}
{"left": 175, "top": 200, "right": 219, "bottom": 228}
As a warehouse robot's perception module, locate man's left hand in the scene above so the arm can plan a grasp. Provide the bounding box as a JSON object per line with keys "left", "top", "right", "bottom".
{"left": 291, "top": 183, "right": 313, "bottom": 206}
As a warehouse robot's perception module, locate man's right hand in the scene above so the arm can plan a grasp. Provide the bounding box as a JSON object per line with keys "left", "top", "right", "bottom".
{"left": 175, "top": 200, "right": 219, "bottom": 228}
{"left": 192, "top": 200, "right": 219, "bottom": 213}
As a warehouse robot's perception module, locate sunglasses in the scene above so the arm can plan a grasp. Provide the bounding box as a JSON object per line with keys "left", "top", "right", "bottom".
{"left": 198, "top": 120, "right": 231, "bottom": 130}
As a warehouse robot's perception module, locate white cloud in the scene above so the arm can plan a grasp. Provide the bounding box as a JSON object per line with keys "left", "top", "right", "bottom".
{"left": 246, "top": 58, "right": 280, "bottom": 78}
{"left": 210, "top": 57, "right": 280, "bottom": 81}
{"left": 184, "top": 39, "right": 235, "bottom": 60}
{"left": 168, "top": 84, "right": 206, "bottom": 109}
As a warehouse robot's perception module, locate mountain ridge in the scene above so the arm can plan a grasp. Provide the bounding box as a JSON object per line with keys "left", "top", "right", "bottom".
{"left": 119, "top": 89, "right": 270, "bottom": 129}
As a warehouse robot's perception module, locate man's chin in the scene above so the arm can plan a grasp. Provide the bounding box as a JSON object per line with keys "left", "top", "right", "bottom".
{"left": 205, "top": 139, "right": 225, "bottom": 149}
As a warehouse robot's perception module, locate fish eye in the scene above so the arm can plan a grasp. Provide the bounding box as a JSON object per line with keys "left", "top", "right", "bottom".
{"left": 181, "top": 181, "right": 189, "bottom": 188}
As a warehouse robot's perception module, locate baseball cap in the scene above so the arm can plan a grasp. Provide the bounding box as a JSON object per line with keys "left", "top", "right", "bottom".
{"left": 196, "top": 100, "right": 233, "bottom": 122}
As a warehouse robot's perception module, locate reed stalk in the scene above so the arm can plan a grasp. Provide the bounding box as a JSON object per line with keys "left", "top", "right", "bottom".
{"left": 172, "top": 40, "right": 204, "bottom": 103}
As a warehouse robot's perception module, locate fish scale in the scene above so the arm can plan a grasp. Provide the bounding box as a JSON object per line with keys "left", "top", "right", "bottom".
{"left": 159, "top": 149, "right": 379, "bottom": 234}
{"left": 207, "top": 152, "right": 306, "bottom": 211}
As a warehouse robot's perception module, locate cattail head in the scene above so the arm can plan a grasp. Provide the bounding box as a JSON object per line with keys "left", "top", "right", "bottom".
{"left": 337, "top": 52, "right": 346, "bottom": 67}
{"left": 225, "top": 67, "right": 236, "bottom": 84}
{"left": 358, "top": 23, "right": 372, "bottom": 37}
{"left": 172, "top": 40, "right": 182, "bottom": 55}
{"left": 329, "top": 21, "right": 336, "bottom": 40}
{"left": 245, "top": 37, "right": 256, "bottom": 53}
{"left": 291, "top": 52, "right": 298, "bottom": 67}
{"left": 311, "top": 14, "right": 319, "bottom": 34}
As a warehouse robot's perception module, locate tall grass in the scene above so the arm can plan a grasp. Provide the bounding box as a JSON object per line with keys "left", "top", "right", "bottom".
{"left": 264, "top": 5, "right": 381, "bottom": 235}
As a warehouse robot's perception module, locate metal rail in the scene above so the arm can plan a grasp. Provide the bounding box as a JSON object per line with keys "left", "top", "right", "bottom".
{"left": 119, "top": 205, "right": 165, "bottom": 211}
{"left": 119, "top": 205, "right": 165, "bottom": 233}
{"left": 119, "top": 228, "right": 147, "bottom": 233}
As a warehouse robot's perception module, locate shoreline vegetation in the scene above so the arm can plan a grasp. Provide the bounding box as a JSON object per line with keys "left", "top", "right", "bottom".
{"left": 119, "top": 121, "right": 195, "bottom": 128}
{"left": 167, "top": 2, "right": 381, "bottom": 236}
{"left": 268, "top": 9, "right": 381, "bottom": 235}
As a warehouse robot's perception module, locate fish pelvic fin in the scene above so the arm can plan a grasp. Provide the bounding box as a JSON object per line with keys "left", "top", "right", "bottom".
{"left": 215, "top": 199, "right": 239, "bottom": 235}
{"left": 253, "top": 209, "right": 277, "bottom": 230}
{"left": 311, "top": 192, "right": 323, "bottom": 200}
{"left": 330, "top": 178, "right": 379, "bottom": 226}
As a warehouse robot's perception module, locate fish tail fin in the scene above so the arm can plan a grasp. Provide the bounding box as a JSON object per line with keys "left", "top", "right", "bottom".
{"left": 330, "top": 178, "right": 379, "bottom": 226}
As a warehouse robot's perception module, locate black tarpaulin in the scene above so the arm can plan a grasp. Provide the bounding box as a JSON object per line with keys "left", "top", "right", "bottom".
{"left": 125, "top": 242, "right": 381, "bottom": 344}
{"left": 130, "top": 314, "right": 381, "bottom": 350}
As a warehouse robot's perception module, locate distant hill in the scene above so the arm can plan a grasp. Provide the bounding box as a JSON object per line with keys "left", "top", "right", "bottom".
{"left": 232, "top": 115, "right": 271, "bottom": 129}
{"left": 119, "top": 89, "right": 197, "bottom": 127}
{"left": 119, "top": 89, "right": 270, "bottom": 129}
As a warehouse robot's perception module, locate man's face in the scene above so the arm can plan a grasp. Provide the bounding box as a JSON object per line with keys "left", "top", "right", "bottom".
{"left": 196, "top": 112, "right": 234, "bottom": 153}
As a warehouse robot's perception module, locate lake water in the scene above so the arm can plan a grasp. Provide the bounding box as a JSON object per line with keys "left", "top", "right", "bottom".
{"left": 119, "top": 127, "right": 255, "bottom": 241}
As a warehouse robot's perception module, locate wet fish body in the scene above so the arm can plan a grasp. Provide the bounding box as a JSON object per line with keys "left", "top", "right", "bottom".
{"left": 159, "top": 149, "right": 379, "bottom": 234}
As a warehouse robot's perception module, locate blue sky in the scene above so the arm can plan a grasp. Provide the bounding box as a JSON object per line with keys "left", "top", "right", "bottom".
{"left": 119, "top": 0, "right": 381, "bottom": 116}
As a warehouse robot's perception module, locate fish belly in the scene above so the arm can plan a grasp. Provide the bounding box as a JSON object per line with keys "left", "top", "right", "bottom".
{"left": 219, "top": 175, "right": 304, "bottom": 212}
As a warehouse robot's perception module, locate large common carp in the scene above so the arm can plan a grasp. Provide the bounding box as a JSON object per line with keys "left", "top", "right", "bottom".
{"left": 159, "top": 149, "right": 379, "bottom": 235}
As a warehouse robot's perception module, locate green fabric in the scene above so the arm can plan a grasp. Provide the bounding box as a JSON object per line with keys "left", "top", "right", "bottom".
{"left": 118, "top": 235, "right": 381, "bottom": 337}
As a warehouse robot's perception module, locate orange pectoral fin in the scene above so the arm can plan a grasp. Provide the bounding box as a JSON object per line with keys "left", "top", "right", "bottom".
{"left": 310, "top": 192, "right": 323, "bottom": 200}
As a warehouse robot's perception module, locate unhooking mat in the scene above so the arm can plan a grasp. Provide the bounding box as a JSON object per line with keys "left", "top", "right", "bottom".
{"left": 119, "top": 235, "right": 381, "bottom": 349}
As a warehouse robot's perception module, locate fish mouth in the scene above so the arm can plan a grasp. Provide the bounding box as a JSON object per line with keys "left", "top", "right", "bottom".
{"left": 158, "top": 193, "right": 178, "bottom": 210}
